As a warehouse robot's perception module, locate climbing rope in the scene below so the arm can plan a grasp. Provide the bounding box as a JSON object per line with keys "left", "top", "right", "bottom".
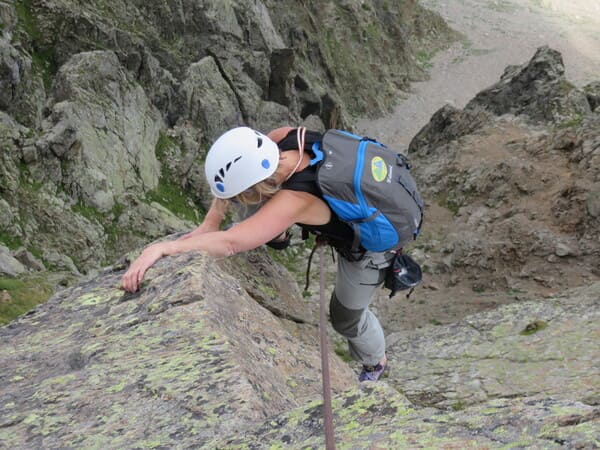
{"left": 318, "top": 244, "right": 336, "bottom": 449}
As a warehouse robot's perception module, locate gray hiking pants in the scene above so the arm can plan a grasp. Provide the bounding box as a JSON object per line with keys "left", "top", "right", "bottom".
{"left": 329, "top": 250, "right": 394, "bottom": 366}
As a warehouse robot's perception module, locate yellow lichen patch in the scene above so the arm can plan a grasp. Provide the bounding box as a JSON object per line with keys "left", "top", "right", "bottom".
{"left": 76, "top": 292, "right": 108, "bottom": 307}
{"left": 107, "top": 382, "right": 127, "bottom": 393}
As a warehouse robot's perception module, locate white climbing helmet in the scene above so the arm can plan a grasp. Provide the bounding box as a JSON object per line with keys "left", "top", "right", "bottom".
{"left": 204, "top": 127, "right": 280, "bottom": 199}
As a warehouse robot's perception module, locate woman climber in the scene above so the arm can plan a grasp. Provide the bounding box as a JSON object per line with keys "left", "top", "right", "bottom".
{"left": 122, "top": 126, "right": 393, "bottom": 381}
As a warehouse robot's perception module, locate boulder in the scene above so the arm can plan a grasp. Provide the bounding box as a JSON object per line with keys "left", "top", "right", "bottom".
{"left": 116, "top": 201, "right": 193, "bottom": 238}
{"left": 466, "top": 46, "right": 591, "bottom": 124}
{"left": 18, "top": 191, "right": 106, "bottom": 273}
{"left": 12, "top": 248, "right": 46, "bottom": 272}
{"left": 254, "top": 100, "right": 295, "bottom": 132}
{"left": 0, "top": 244, "right": 26, "bottom": 277}
{"left": 41, "top": 249, "right": 80, "bottom": 276}
{"left": 300, "top": 114, "right": 326, "bottom": 132}
{"left": 0, "top": 289, "right": 11, "bottom": 302}
{"left": 409, "top": 104, "right": 492, "bottom": 155}
{"left": 180, "top": 56, "right": 241, "bottom": 142}
{"left": 38, "top": 51, "right": 164, "bottom": 212}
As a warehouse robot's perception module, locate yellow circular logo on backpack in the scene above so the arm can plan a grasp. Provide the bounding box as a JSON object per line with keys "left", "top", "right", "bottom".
{"left": 371, "top": 156, "right": 387, "bottom": 182}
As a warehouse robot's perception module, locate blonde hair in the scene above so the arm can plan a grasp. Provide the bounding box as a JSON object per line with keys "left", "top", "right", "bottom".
{"left": 231, "top": 172, "right": 281, "bottom": 206}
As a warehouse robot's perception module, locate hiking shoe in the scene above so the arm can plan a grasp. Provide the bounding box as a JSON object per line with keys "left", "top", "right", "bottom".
{"left": 358, "top": 362, "right": 386, "bottom": 382}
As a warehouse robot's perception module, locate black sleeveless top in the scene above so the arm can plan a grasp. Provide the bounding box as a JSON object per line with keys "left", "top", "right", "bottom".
{"left": 277, "top": 129, "right": 355, "bottom": 249}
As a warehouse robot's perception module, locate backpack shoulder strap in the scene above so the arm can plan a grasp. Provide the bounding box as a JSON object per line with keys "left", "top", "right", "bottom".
{"left": 281, "top": 166, "right": 319, "bottom": 197}
{"left": 276, "top": 128, "right": 323, "bottom": 152}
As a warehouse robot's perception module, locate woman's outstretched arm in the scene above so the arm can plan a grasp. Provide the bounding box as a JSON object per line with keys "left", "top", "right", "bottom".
{"left": 121, "top": 190, "right": 320, "bottom": 292}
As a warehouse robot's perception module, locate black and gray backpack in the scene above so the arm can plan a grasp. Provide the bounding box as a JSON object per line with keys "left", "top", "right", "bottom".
{"left": 311, "top": 129, "right": 424, "bottom": 252}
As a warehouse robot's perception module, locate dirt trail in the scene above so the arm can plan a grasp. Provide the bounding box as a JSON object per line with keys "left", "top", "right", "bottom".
{"left": 357, "top": 0, "right": 600, "bottom": 148}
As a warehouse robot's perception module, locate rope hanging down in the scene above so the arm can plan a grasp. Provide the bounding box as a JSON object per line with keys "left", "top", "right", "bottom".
{"left": 318, "top": 244, "right": 336, "bottom": 449}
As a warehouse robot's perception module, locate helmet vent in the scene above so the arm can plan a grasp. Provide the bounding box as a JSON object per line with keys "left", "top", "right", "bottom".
{"left": 254, "top": 131, "right": 263, "bottom": 148}
{"left": 213, "top": 156, "right": 243, "bottom": 185}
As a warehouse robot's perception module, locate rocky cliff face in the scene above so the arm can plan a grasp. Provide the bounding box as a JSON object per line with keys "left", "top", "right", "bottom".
{"left": 408, "top": 46, "right": 599, "bottom": 297}
{"left": 0, "top": 248, "right": 353, "bottom": 447}
{"left": 0, "top": 0, "right": 452, "bottom": 294}
{"left": 1, "top": 44, "right": 599, "bottom": 448}
{"left": 1, "top": 237, "right": 598, "bottom": 448}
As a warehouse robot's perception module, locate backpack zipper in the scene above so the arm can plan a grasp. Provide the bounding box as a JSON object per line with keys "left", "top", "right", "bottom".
{"left": 354, "top": 140, "right": 369, "bottom": 216}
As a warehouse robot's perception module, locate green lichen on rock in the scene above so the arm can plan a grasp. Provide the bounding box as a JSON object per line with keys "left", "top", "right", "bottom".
{"left": 1, "top": 255, "right": 598, "bottom": 448}
{"left": 384, "top": 284, "right": 600, "bottom": 411}
{"left": 211, "top": 382, "right": 600, "bottom": 448}
{"left": 0, "top": 250, "right": 354, "bottom": 448}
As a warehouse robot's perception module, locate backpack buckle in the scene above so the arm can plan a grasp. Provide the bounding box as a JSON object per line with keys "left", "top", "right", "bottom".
{"left": 396, "top": 153, "right": 412, "bottom": 169}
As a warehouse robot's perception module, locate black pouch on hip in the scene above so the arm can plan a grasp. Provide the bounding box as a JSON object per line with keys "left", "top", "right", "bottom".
{"left": 265, "top": 231, "right": 292, "bottom": 250}
{"left": 384, "top": 252, "right": 422, "bottom": 298}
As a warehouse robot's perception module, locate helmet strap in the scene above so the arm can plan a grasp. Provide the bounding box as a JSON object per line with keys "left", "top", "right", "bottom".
{"left": 284, "top": 127, "right": 306, "bottom": 182}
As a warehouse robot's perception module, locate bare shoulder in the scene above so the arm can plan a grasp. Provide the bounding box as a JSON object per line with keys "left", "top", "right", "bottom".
{"left": 271, "top": 188, "right": 322, "bottom": 205}
{"left": 269, "top": 189, "right": 330, "bottom": 225}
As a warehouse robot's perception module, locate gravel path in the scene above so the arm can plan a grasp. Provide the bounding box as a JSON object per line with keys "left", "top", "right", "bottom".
{"left": 357, "top": 0, "right": 600, "bottom": 148}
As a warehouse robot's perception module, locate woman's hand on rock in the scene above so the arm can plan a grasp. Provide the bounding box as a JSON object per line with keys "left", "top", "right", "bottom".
{"left": 121, "top": 243, "right": 165, "bottom": 292}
